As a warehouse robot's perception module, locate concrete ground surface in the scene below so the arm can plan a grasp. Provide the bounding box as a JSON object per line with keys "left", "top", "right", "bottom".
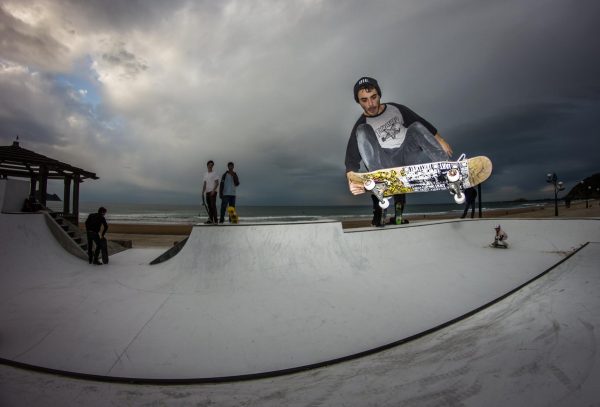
{"left": 1, "top": 212, "right": 599, "bottom": 406}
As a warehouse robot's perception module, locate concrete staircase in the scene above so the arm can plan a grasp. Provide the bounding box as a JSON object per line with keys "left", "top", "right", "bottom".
{"left": 49, "top": 212, "right": 87, "bottom": 251}
{"left": 44, "top": 211, "right": 88, "bottom": 260}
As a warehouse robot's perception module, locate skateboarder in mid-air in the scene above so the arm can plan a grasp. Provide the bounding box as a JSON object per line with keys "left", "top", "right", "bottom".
{"left": 345, "top": 77, "right": 453, "bottom": 224}
{"left": 85, "top": 207, "right": 108, "bottom": 265}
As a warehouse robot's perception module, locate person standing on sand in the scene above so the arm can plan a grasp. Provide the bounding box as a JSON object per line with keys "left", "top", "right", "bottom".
{"left": 219, "top": 162, "right": 240, "bottom": 224}
{"left": 85, "top": 206, "right": 108, "bottom": 265}
{"left": 202, "top": 160, "right": 220, "bottom": 224}
{"left": 345, "top": 77, "right": 453, "bottom": 224}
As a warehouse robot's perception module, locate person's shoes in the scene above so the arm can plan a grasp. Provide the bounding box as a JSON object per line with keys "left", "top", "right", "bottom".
{"left": 391, "top": 216, "right": 407, "bottom": 225}
{"left": 88, "top": 257, "right": 93, "bottom": 264}
{"left": 204, "top": 220, "right": 213, "bottom": 224}
{"left": 93, "top": 260, "right": 102, "bottom": 265}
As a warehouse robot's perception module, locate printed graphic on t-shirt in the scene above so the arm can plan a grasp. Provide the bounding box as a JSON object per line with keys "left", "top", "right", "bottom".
{"left": 374, "top": 116, "right": 406, "bottom": 148}
{"left": 366, "top": 104, "right": 408, "bottom": 149}
{"left": 377, "top": 116, "right": 402, "bottom": 141}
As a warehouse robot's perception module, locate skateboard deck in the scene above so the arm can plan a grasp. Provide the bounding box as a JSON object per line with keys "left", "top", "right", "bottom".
{"left": 347, "top": 155, "right": 492, "bottom": 208}
{"left": 100, "top": 237, "right": 109, "bottom": 264}
{"left": 200, "top": 196, "right": 210, "bottom": 219}
{"left": 227, "top": 206, "right": 239, "bottom": 224}
{"left": 490, "top": 243, "right": 508, "bottom": 249}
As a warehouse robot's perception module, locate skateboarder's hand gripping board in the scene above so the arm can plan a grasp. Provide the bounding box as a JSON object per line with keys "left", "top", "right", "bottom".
{"left": 348, "top": 177, "right": 367, "bottom": 195}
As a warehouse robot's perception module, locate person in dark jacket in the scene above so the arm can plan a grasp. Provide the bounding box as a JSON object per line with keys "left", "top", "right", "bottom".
{"left": 85, "top": 206, "right": 108, "bottom": 265}
{"left": 219, "top": 162, "right": 240, "bottom": 223}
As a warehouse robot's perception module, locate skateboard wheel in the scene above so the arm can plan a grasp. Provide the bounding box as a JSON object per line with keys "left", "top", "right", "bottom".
{"left": 379, "top": 198, "right": 390, "bottom": 209}
{"left": 454, "top": 193, "right": 466, "bottom": 204}
{"left": 364, "top": 179, "right": 376, "bottom": 191}
{"left": 447, "top": 169, "right": 460, "bottom": 182}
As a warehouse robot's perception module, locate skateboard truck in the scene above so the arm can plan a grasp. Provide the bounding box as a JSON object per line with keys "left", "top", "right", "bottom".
{"left": 364, "top": 179, "right": 391, "bottom": 209}
{"left": 446, "top": 153, "right": 466, "bottom": 204}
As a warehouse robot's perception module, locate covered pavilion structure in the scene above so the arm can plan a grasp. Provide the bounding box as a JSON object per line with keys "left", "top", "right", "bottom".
{"left": 0, "top": 140, "right": 98, "bottom": 224}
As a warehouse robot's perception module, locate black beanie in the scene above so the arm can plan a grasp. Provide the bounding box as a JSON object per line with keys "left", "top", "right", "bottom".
{"left": 353, "top": 77, "right": 381, "bottom": 102}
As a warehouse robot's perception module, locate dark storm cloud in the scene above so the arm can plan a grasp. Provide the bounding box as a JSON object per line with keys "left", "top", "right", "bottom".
{"left": 101, "top": 43, "right": 148, "bottom": 79}
{"left": 53, "top": 0, "right": 192, "bottom": 32}
{"left": 0, "top": 62, "right": 127, "bottom": 175}
{"left": 1, "top": 0, "right": 600, "bottom": 205}
{"left": 448, "top": 97, "right": 600, "bottom": 198}
{"left": 0, "top": 6, "right": 70, "bottom": 70}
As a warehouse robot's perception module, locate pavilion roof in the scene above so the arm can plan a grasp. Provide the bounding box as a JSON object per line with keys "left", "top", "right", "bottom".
{"left": 0, "top": 141, "right": 98, "bottom": 181}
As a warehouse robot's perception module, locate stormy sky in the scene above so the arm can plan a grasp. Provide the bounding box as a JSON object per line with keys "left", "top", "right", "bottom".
{"left": 1, "top": 0, "right": 599, "bottom": 206}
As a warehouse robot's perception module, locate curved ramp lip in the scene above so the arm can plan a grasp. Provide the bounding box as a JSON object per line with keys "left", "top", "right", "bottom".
{"left": 0, "top": 242, "right": 588, "bottom": 385}
{"left": 193, "top": 219, "right": 340, "bottom": 227}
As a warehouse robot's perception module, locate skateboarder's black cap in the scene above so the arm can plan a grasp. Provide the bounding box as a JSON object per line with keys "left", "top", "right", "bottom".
{"left": 354, "top": 77, "right": 381, "bottom": 102}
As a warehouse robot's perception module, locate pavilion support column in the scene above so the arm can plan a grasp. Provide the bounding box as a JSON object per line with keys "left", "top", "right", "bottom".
{"left": 73, "top": 174, "right": 80, "bottom": 225}
{"left": 39, "top": 165, "right": 48, "bottom": 206}
{"left": 63, "top": 176, "right": 72, "bottom": 215}
{"left": 29, "top": 175, "right": 37, "bottom": 198}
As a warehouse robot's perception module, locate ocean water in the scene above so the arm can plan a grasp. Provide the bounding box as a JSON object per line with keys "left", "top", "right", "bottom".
{"left": 69, "top": 201, "right": 544, "bottom": 225}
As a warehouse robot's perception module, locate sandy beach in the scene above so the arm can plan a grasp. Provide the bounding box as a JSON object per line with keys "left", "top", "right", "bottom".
{"left": 99, "top": 200, "right": 599, "bottom": 248}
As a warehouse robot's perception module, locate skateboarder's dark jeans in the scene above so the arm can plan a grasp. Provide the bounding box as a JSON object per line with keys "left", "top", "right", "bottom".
{"left": 356, "top": 121, "right": 449, "bottom": 171}
{"left": 220, "top": 195, "right": 236, "bottom": 223}
{"left": 86, "top": 231, "right": 102, "bottom": 262}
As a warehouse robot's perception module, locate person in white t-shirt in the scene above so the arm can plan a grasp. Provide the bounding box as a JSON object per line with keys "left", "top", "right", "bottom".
{"left": 202, "top": 160, "right": 220, "bottom": 224}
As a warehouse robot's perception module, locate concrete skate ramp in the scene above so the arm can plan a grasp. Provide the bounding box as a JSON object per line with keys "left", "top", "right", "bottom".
{"left": 0, "top": 213, "right": 598, "bottom": 381}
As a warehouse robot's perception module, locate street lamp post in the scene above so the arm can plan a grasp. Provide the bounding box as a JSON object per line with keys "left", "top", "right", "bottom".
{"left": 546, "top": 173, "right": 564, "bottom": 217}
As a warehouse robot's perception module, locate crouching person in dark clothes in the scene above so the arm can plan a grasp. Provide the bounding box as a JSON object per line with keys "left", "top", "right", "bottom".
{"left": 85, "top": 206, "right": 108, "bottom": 265}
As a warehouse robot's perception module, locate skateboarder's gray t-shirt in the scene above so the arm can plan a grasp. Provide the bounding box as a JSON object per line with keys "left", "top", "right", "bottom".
{"left": 365, "top": 104, "right": 409, "bottom": 149}
{"left": 345, "top": 103, "right": 438, "bottom": 173}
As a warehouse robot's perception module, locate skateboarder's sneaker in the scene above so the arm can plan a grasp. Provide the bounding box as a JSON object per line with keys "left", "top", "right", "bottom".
{"left": 390, "top": 216, "right": 409, "bottom": 225}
